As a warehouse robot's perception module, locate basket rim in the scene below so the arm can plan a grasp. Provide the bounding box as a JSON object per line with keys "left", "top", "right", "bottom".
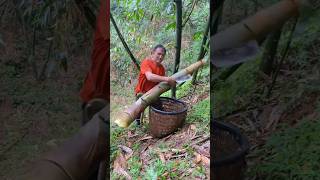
{"left": 213, "top": 120, "right": 250, "bottom": 167}
{"left": 150, "top": 97, "right": 187, "bottom": 115}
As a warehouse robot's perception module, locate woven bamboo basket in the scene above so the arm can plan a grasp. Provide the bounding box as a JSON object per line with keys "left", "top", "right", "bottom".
{"left": 213, "top": 120, "right": 249, "bottom": 180}
{"left": 149, "top": 97, "right": 187, "bottom": 138}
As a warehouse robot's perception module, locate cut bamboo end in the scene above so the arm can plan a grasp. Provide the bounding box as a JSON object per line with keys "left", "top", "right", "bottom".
{"left": 114, "top": 112, "right": 133, "bottom": 128}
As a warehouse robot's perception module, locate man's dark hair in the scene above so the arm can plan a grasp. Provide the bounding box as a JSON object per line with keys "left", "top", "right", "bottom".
{"left": 152, "top": 44, "right": 166, "bottom": 55}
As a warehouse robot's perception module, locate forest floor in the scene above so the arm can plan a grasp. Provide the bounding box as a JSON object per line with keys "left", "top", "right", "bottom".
{"left": 213, "top": 11, "right": 320, "bottom": 179}
{"left": 0, "top": 22, "right": 92, "bottom": 179}
{"left": 110, "top": 71, "right": 210, "bottom": 179}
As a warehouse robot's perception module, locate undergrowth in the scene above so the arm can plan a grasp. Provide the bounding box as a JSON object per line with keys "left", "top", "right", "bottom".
{"left": 249, "top": 118, "right": 320, "bottom": 180}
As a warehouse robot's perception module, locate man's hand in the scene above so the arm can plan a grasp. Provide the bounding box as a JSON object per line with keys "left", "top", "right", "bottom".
{"left": 145, "top": 72, "right": 176, "bottom": 87}
{"left": 165, "top": 77, "right": 176, "bottom": 87}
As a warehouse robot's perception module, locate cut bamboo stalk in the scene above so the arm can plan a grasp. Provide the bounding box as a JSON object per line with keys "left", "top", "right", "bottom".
{"left": 115, "top": 59, "right": 207, "bottom": 128}
{"left": 211, "top": 0, "right": 317, "bottom": 67}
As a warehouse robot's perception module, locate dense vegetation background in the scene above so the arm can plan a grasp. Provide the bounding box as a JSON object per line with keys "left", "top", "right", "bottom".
{"left": 1, "top": 0, "right": 319, "bottom": 179}
{"left": 110, "top": 0, "right": 210, "bottom": 179}
{"left": 212, "top": 0, "right": 320, "bottom": 179}
{"left": 0, "top": 0, "right": 99, "bottom": 179}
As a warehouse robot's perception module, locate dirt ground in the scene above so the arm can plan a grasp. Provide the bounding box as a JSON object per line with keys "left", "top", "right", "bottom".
{"left": 0, "top": 21, "right": 92, "bottom": 179}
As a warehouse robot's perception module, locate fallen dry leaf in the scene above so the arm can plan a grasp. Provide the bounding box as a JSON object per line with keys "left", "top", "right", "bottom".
{"left": 194, "top": 152, "right": 202, "bottom": 164}
{"left": 163, "top": 134, "right": 173, "bottom": 141}
{"left": 165, "top": 152, "right": 173, "bottom": 160}
{"left": 114, "top": 167, "right": 132, "bottom": 180}
{"left": 118, "top": 145, "right": 133, "bottom": 160}
{"left": 113, "top": 152, "right": 127, "bottom": 170}
{"left": 158, "top": 152, "right": 166, "bottom": 163}
{"left": 266, "top": 105, "right": 284, "bottom": 131}
{"left": 127, "top": 130, "right": 138, "bottom": 138}
{"left": 190, "top": 124, "right": 196, "bottom": 131}
{"left": 194, "top": 152, "right": 210, "bottom": 167}
{"left": 137, "top": 135, "right": 153, "bottom": 142}
{"left": 193, "top": 145, "right": 210, "bottom": 158}
{"left": 127, "top": 141, "right": 132, "bottom": 147}
{"left": 162, "top": 172, "right": 169, "bottom": 177}
{"left": 170, "top": 148, "right": 186, "bottom": 153}
{"left": 118, "top": 145, "right": 133, "bottom": 154}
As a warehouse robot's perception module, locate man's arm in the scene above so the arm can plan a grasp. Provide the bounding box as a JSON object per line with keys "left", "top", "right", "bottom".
{"left": 145, "top": 71, "right": 176, "bottom": 86}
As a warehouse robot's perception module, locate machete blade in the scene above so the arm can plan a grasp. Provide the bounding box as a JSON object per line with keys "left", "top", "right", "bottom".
{"left": 211, "top": 40, "right": 261, "bottom": 68}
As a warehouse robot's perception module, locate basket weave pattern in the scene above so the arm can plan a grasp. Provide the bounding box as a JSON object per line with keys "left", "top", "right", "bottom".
{"left": 213, "top": 120, "right": 249, "bottom": 180}
{"left": 149, "top": 97, "right": 187, "bottom": 138}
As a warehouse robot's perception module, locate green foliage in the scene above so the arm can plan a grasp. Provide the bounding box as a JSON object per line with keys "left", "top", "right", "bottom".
{"left": 128, "top": 156, "right": 143, "bottom": 179}
{"left": 145, "top": 166, "right": 158, "bottom": 180}
{"left": 191, "top": 166, "right": 206, "bottom": 178}
{"left": 111, "top": 0, "right": 209, "bottom": 83}
{"left": 249, "top": 119, "right": 320, "bottom": 179}
{"left": 188, "top": 97, "right": 209, "bottom": 126}
{"left": 176, "top": 81, "right": 193, "bottom": 98}
{"left": 282, "top": 10, "right": 320, "bottom": 68}
{"left": 213, "top": 58, "right": 261, "bottom": 116}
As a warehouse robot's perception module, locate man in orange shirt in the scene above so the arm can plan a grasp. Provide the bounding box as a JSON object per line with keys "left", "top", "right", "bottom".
{"left": 134, "top": 44, "right": 176, "bottom": 125}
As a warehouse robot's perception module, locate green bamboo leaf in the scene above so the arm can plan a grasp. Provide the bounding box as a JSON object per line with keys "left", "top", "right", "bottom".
{"left": 193, "top": 31, "right": 203, "bottom": 40}
{"left": 165, "top": 22, "right": 176, "bottom": 31}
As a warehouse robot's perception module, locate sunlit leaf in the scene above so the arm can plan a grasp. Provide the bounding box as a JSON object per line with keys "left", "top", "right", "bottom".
{"left": 165, "top": 22, "right": 176, "bottom": 31}
{"left": 193, "top": 31, "right": 202, "bottom": 41}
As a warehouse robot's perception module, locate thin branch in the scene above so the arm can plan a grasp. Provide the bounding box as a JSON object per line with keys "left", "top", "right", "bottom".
{"left": 110, "top": 13, "right": 140, "bottom": 70}
{"left": 191, "top": 10, "right": 212, "bottom": 84}
{"left": 0, "top": 0, "right": 8, "bottom": 8}
{"left": 0, "top": 130, "right": 28, "bottom": 158}
{"left": 182, "top": 0, "right": 197, "bottom": 28}
{"left": 267, "top": 17, "right": 298, "bottom": 97}
{"left": 30, "top": 28, "right": 38, "bottom": 79}
{"left": 39, "top": 39, "right": 53, "bottom": 81}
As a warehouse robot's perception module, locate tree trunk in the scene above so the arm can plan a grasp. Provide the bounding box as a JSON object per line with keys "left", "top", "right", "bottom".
{"left": 210, "top": 0, "right": 224, "bottom": 122}
{"left": 171, "top": 0, "right": 183, "bottom": 98}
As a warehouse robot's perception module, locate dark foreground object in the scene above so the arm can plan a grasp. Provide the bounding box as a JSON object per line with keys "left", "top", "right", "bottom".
{"left": 149, "top": 97, "right": 187, "bottom": 138}
{"left": 213, "top": 120, "right": 249, "bottom": 180}
{"left": 23, "top": 106, "right": 109, "bottom": 180}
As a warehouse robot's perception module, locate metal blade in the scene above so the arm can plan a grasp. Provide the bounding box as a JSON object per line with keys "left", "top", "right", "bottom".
{"left": 211, "top": 40, "right": 261, "bottom": 68}
{"left": 175, "top": 74, "right": 192, "bottom": 84}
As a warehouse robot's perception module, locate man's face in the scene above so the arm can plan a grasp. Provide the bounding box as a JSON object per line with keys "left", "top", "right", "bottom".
{"left": 152, "top": 48, "right": 165, "bottom": 64}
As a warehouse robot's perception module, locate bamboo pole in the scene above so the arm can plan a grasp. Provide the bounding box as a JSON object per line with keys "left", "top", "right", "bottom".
{"left": 172, "top": 0, "right": 183, "bottom": 98}
{"left": 114, "top": 59, "right": 207, "bottom": 128}
{"left": 211, "top": 0, "right": 300, "bottom": 53}
{"left": 210, "top": 0, "right": 318, "bottom": 67}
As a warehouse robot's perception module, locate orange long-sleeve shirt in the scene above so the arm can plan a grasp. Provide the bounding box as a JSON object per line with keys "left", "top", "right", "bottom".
{"left": 80, "top": 0, "right": 110, "bottom": 103}
{"left": 135, "top": 59, "right": 165, "bottom": 95}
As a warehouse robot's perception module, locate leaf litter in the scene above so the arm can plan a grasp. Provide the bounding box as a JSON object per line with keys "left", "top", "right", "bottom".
{"left": 112, "top": 123, "right": 210, "bottom": 179}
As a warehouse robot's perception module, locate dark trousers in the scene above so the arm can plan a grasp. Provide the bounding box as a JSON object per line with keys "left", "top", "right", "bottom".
{"left": 135, "top": 93, "right": 144, "bottom": 124}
